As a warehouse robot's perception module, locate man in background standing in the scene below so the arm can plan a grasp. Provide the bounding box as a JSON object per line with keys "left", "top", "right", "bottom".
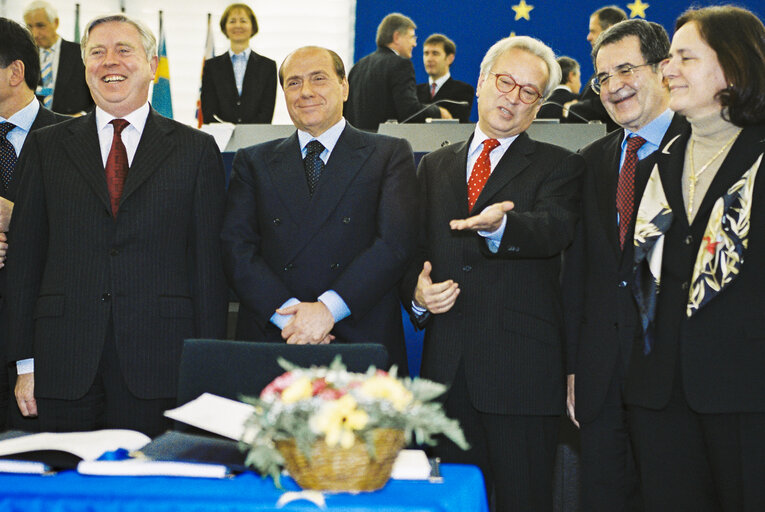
{"left": 416, "top": 33, "right": 474, "bottom": 123}
{"left": 538, "top": 56, "right": 580, "bottom": 121}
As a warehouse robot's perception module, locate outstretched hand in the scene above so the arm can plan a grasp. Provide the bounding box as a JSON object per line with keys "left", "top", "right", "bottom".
{"left": 449, "top": 201, "right": 514, "bottom": 232}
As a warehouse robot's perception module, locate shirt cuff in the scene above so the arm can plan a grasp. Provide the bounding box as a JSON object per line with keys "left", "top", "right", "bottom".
{"left": 270, "top": 297, "right": 300, "bottom": 329}
{"left": 478, "top": 211, "right": 507, "bottom": 253}
{"left": 411, "top": 301, "right": 428, "bottom": 318}
{"left": 16, "top": 358, "right": 34, "bottom": 374}
{"left": 318, "top": 290, "right": 351, "bottom": 323}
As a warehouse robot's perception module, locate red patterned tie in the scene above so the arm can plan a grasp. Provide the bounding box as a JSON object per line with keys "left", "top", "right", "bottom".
{"left": 105, "top": 119, "right": 130, "bottom": 216}
{"left": 467, "top": 138, "right": 500, "bottom": 212}
{"left": 430, "top": 82, "right": 437, "bottom": 99}
{"left": 616, "top": 135, "right": 647, "bottom": 249}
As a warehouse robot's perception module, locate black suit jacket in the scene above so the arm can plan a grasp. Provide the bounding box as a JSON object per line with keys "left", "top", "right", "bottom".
{"left": 5, "top": 109, "right": 228, "bottom": 401}
{"left": 563, "top": 114, "right": 688, "bottom": 423}
{"left": 201, "top": 51, "right": 277, "bottom": 124}
{"left": 345, "top": 47, "right": 442, "bottom": 131}
{"left": 37, "top": 39, "right": 94, "bottom": 115}
{"left": 401, "top": 132, "right": 583, "bottom": 414}
{"left": 416, "top": 77, "right": 475, "bottom": 123}
{"left": 221, "top": 123, "right": 417, "bottom": 371}
{"left": 537, "top": 87, "right": 578, "bottom": 121}
{"left": 625, "top": 122, "right": 765, "bottom": 414}
{"left": 567, "top": 76, "right": 619, "bottom": 132}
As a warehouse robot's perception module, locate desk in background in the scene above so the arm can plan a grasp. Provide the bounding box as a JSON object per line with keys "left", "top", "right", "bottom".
{"left": 0, "top": 464, "right": 487, "bottom": 512}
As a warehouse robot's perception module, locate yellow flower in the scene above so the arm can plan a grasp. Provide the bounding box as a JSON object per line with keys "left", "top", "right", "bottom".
{"left": 359, "top": 375, "right": 413, "bottom": 411}
{"left": 280, "top": 376, "right": 312, "bottom": 403}
{"left": 310, "top": 395, "right": 369, "bottom": 448}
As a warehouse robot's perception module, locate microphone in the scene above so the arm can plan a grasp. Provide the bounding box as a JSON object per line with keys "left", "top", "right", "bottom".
{"left": 396, "top": 99, "right": 470, "bottom": 125}
{"left": 539, "top": 100, "right": 596, "bottom": 124}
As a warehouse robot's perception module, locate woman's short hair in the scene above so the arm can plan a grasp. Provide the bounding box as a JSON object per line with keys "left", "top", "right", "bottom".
{"left": 220, "top": 3, "right": 258, "bottom": 39}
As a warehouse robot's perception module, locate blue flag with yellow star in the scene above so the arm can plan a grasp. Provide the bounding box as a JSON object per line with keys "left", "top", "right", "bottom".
{"left": 152, "top": 11, "right": 173, "bottom": 119}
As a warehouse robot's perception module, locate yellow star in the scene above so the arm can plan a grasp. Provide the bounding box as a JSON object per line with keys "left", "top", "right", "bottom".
{"left": 512, "top": 0, "right": 534, "bottom": 21}
{"left": 628, "top": 0, "right": 649, "bottom": 18}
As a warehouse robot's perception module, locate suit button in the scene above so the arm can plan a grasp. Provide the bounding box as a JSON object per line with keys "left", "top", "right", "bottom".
{"left": 101, "top": 293, "right": 111, "bottom": 302}
{"left": 110, "top": 248, "right": 119, "bottom": 256}
{"left": 283, "top": 263, "right": 294, "bottom": 272}
{"left": 330, "top": 263, "right": 340, "bottom": 270}
{"left": 462, "top": 265, "right": 472, "bottom": 272}
{"left": 685, "top": 235, "right": 693, "bottom": 245}
{"left": 236, "top": 101, "right": 241, "bottom": 106}
{"left": 618, "top": 280, "right": 628, "bottom": 288}
{"left": 342, "top": 217, "right": 351, "bottom": 224}
{"left": 681, "top": 281, "right": 689, "bottom": 290}
{"left": 237, "top": 118, "right": 242, "bottom": 123}
{"left": 273, "top": 218, "right": 281, "bottom": 226}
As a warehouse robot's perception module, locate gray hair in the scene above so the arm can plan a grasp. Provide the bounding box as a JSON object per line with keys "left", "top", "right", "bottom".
{"left": 81, "top": 13, "right": 157, "bottom": 62}
{"left": 23, "top": 0, "right": 58, "bottom": 23}
{"left": 479, "top": 36, "right": 562, "bottom": 99}
{"left": 376, "top": 13, "right": 416, "bottom": 47}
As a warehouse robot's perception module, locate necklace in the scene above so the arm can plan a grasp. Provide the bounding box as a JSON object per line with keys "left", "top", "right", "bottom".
{"left": 687, "top": 128, "right": 742, "bottom": 219}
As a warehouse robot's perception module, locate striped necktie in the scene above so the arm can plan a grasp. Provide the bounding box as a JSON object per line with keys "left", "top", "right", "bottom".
{"left": 41, "top": 49, "right": 54, "bottom": 108}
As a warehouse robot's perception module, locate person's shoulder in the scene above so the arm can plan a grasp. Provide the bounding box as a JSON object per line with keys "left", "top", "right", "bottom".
{"left": 579, "top": 128, "right": 622, "bottom": 158}
{"left": 250, "top": 50, "right": 276, "bottom": 67}
{"left": 448, "top": 77, "right": 474, "bottom": 90}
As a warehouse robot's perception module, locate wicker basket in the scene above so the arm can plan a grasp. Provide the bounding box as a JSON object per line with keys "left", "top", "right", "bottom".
{"left": 276, "top": 428, "right": 406, "bottom": 491}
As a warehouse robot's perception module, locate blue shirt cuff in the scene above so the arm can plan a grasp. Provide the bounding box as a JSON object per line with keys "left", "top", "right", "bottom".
{"left": 318, "top": 290, "right": 351, "bottom": 323}
{"left": 411, "top": 301, "right": 428, "bottom": 317}
{"left": 270, "top": 297, "right": 300, "bottom": 329}
{"left": 478, "top": 212, "right": 507, "bottom": 253}
{"left": 16, "top": 358, "right": 34, "bottom": 374}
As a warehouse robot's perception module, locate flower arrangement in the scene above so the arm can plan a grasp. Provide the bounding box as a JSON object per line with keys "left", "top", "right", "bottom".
{"left": 240, "top": 356, "right": 468, "bottom": 488}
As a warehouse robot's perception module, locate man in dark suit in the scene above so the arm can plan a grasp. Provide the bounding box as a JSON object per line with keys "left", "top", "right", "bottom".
{"left": 566, "top": 5, "right": 626, "bottom": 132}
{"left": 416, "top": 34, "right": 474, "bottom": 123}
{"left": 344, "top": 13, "right": 451, "bottom": 131}
{"left": 23, "top": 1, "right": 93, "bottom": 115}
{"left": 222, "top": 46, "right": 417, "bottom": 371}
{"left": 6, "top": 14, "right": 227, "bottom": 437}
{"left": 0, "top": 17, "right": 65, "bottom": 432}
{"left": 538, "top": 56, "right": 580, "bottom": 121}
{"left": 563, "top": 20, "right": 680, "bottom": 512}
{"left": 401, "top": 36, "right": 582, "bottom": 511}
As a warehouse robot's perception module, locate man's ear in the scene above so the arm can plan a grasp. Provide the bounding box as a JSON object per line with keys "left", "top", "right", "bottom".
{"left": 7, "top": 60, "right": 26, "bottom": 88}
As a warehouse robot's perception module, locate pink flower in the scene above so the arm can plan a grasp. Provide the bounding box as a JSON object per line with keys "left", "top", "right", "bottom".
{"left": 260, "top": 371, "right": 295, "bottom": 399}
{"left": 703, "top": 235, "right": 719, "bottom": 255}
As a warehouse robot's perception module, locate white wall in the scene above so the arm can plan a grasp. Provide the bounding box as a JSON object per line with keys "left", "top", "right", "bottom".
{"left": 3, "top": 0, "right": 356, "bottom": 126}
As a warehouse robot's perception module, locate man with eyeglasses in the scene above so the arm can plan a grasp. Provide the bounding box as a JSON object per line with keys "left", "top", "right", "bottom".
{"left": 401, "top": 36, "right": 583, "bottom": 512}
{"left": 562, "top": 19, "right": 688, "bottom": 512}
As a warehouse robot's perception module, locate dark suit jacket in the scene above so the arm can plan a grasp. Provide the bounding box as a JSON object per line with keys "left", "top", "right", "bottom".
{"left": 567, "top": 76, "right": 619, "bottom": 133}
{"left": 401, "top": 132, "right": 583, "bottom": 415}
{"left": 221, "top": 123, "right": 417, "bottom": 371}
{"left": 416, "top": 77, "right": 475, "bottom": 123}
{"left": 537, "top": 87, "right": 578, "bottom": 121}
{"left": 0, "top": 103, "right": 65, "bottom": 430}
{"left": 37, "top": 39, "right": 94, "bottom": 115}
{"left": 625, "top": 122, "right": 765, "bottom": 414}
{"left": 345, "top": 47, "right": 442, "bottom": 131}
{"left": 5, "top": 109, "right": 228, "bottom": 401}
{"left": 201, "top": 51, "right": 277, "bottom": 124}
{"left": 563, "top": 114, "right": 688, "bottom": 423}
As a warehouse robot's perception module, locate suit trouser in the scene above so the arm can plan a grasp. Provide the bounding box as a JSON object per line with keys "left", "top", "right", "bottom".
{"left": 433, "top": 359, "right": 559, "bottom": 512}
{"left": 36, "top": 320, "right": 175, "bottom": 437}
{"left": 629, "top": 374, "right": 765, "bottom": 512}
{"left": 579, "top": 367, "right": 642, "bottom": 512}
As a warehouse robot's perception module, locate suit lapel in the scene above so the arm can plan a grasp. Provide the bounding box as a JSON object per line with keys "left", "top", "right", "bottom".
{"left": 596, "top": 131, "right": 624, "bottom": 257}
{"left": 444, "top": 138, "right": 471, "bottom": 217}
{"left": 121, "top": 110, "right": 174, "bottom": 205}
{"left": 63, "top": 112, "right": 112, "bottom": 213}
{"left": 218, "top": 55, "right": 239, "bottom": 99}
{"left": 265, "top": 133, "right": 310, "bottom": 223}
{"left": 471, "top": 132, "right": 533, "bottom": 214}
{"left": 241, "top": 53, "right": 258, "bottom": 96}
{"left": 657, "top": 125, "right": 691, "bottom": 229}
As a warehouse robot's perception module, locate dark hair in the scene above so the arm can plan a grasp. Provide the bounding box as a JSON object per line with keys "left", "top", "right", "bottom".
{"left": 557, "top": 56, "right": 579, "bottom": 83}
{"left": 676, "top": 5, "right": 765, "bottom": 126}
{"left": 220, "top": 3, "right": 258, "bottom": 39}
{"left": 593, "top": 6, "right": 628, "bottom": 30}
{"left": 278, "top": 46, "right": 346, "bottom": 87}
{"left": 376, "top": 13, "right": 415, "bottom": 47}
{"left": 0, "top": 17, "right": 40, "bottom": 90}
{"left": 423, "top": 33, "right": 456, "bottom": 56}
{"left": 592, "top": 19, "right": 670, "bottom": 68}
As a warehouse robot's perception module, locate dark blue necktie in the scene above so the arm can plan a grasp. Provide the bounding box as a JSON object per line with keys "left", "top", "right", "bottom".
{"left": 304, "top": 140, "right": 325, "bottom": 195}
{"left": 0, "top": 122, "right": 18, "bottom": 196}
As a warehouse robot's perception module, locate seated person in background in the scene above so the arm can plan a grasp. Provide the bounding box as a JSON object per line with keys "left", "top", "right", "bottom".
{"left": 344, "top": 13, "right": 451, "bottom": 131}
{"left": 201, "top": 3, "right": 276, "bottom": 124}
{"left": 416, "top": 33, "right": 474, "bottom": 123}
{"left": 538, "top": 56, "right": 580, "bottom": 121}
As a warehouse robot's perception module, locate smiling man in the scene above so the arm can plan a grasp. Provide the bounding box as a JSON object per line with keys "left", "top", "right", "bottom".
{"left": 6, "top": 13, "right": 227, "bottom": 436}
{"left": 401, "top": 36, "right": 583, "bottom": 512}
{"left": 221, "top": 46, "right": 416, "bottom": 372}
{"left": 562, "top": 19, "right": 687, "bottom": 512}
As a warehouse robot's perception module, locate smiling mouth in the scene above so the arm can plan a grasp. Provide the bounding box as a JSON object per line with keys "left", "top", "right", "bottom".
{"left": 610, "top": 92, "right": 636, "bottom": 106}
{"left": 102, "top": 75, "right": 126, "bottom": 83}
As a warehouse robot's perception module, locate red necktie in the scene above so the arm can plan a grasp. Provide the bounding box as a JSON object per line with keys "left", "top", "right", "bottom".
{"left": 467, "top": 138, "right": 500, "bottom": 212}
{"left": 105, "top": 119, "right": 130, "bottom": 216}
{"left": 430, "top": 82, "right": 437, "bottom": 99}
{"left": 616, "top": 135, "right": 647, "bottom": 249}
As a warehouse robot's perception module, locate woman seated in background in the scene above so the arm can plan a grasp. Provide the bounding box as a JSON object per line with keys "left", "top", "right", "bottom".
{"left": 627, "top": 5, "right": 765, "bottom": 511}
{"left": 201, "top": 3, "right": 276, "bottom": 124}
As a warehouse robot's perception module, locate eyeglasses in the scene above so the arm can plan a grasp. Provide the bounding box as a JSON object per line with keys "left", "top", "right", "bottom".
{"left": 490, "top": 73, "right": 542, "bottom": 104}
{"left": 590, "top": 62, "right": 657, "bottom": 94}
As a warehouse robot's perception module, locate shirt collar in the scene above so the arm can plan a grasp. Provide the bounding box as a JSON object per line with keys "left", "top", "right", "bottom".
{"left": 429, "top": 72, "right": 451, "bottom": 88}
{"left": 95, "top": 102, "right": 151, "bottom": 135}
{"left": 0, "top": 97, "right": 40, "bottom": 132}
{"left": 298, "top": 118, "right": 346, "bottom": 156}
{"left": 623, "top": 108, "right": 674, "bottom": 150}
{"left": 468, "top": 125, "right": 519, "bottom": 157}
{"left": 228, "top": 48, "right": 251, "bottom": 60}
{"left": 40, "top": 37, "right": 62, "bottom": 56}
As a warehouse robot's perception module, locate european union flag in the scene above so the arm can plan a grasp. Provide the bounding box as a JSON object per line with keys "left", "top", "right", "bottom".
{"left": 152, "top": 11, "right": 173, "bottom": 119}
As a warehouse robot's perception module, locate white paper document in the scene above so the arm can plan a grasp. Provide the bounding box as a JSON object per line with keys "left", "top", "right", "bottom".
{"left": 77, "top": 459, "right": 229, "bottom": 478}
{"left": 164, "top": 393, "right": 255, "bottom": 441}
{"left": 0, "top": 429, "right": 150, "bottom": 462}
{"left": 391, "top": 449, "right": 432, "bottom": 480}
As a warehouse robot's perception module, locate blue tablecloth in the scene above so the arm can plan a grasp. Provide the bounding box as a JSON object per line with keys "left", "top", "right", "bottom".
{"left": 0, "top": 464, "right": 487, "bottom": 512}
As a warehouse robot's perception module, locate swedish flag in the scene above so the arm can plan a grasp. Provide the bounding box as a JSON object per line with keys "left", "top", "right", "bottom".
{"left": 152, "top": 11, "right": 173, "bottom": 119}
